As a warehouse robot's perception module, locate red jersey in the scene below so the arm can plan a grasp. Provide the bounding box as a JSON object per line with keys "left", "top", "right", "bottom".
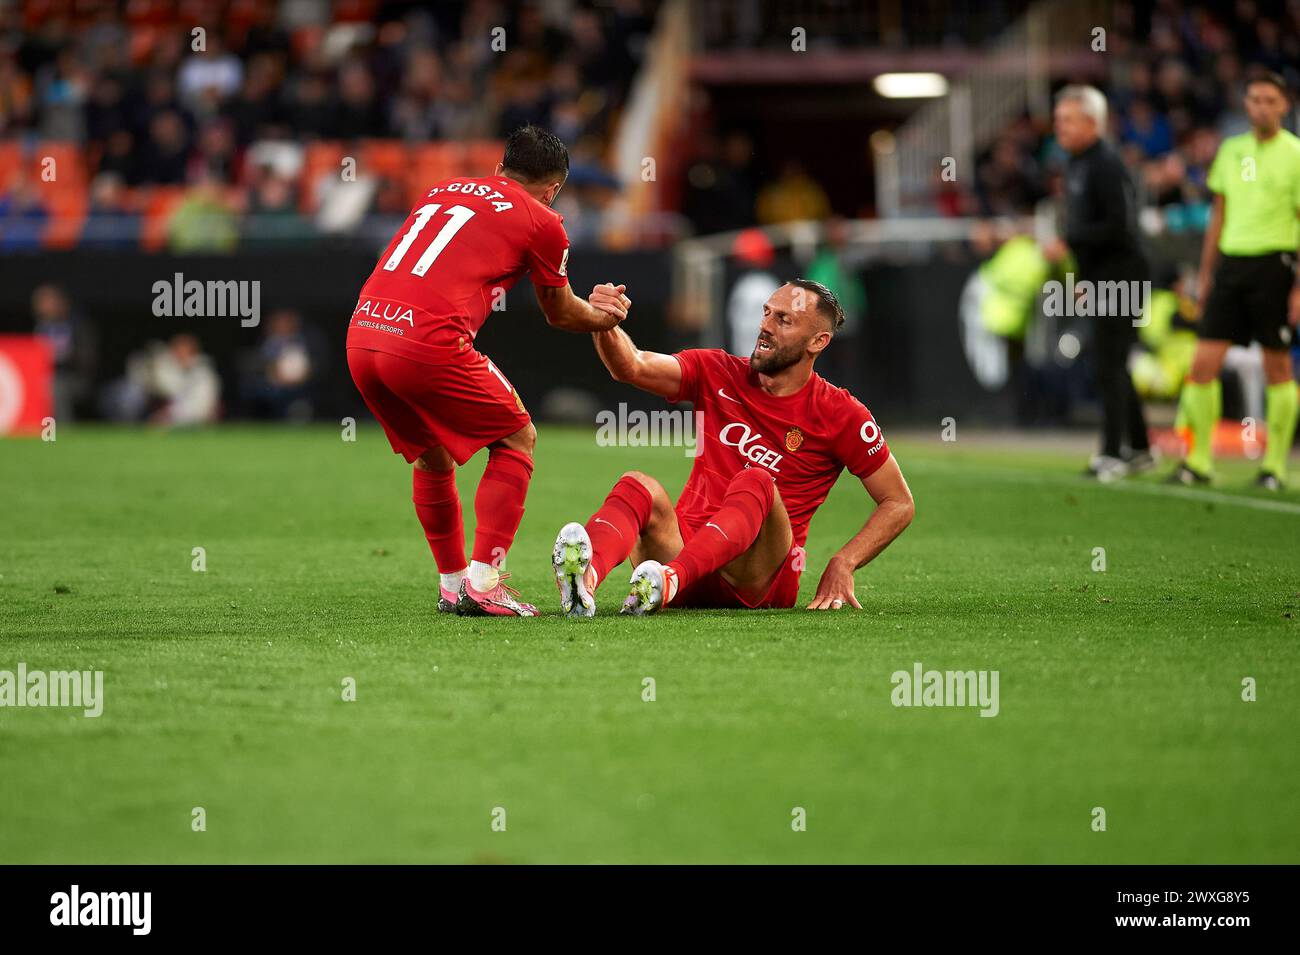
{"left": 670, "top": 349, "right": 891, "bottom": 548}
{"left": 346, "top": 176, "right": 570, "bottom": 364}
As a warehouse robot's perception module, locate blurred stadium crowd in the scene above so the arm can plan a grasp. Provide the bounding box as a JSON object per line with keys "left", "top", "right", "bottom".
{"left": 32, "top": 279, "right": 327, "bottom": 425}
{"left": 0, "top": 0, "right": 656, "bottom": 252}
{"left": 5, "top": 1, "right": 1295, "bottom": 243}
{"left": 682, "top": 0, "right": 1300, "bottom": 231}
{"left": 953, "top": 0, "right": 1300, "bottom": 224}
{"left": 3, "top": 0, "right": 1298, "bottom": 436}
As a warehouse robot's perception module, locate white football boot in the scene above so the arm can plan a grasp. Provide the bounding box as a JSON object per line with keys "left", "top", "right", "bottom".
{"left": 620, "top": 560, "right": 678, "bottom": 616}
{"left": 552, "top": 522, "right": 596, "bottom": 618}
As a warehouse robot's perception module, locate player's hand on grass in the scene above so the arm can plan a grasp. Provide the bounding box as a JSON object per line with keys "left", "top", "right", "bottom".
{"left": 806, "top": 556, "right": 861, "bottom": 611}
{"left": 589, "top": 283, "right": 631, "bottom": 323}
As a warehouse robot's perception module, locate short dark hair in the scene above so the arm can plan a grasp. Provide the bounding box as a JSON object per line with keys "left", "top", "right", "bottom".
{"left": 1245, "top": 66, "right": 1289, "bottom": 99}
{"left": 502, "top": 125, "right": 569, "bottom": 184}
{"left": 788, "top": 278, "right": 845, "bottom": 332}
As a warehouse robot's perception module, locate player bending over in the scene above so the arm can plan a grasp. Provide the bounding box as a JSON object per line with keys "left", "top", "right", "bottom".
{"left": 347, "top": 125, "right": 630, "bottom": 617}
{"left": 552, "top": 279, "right": 914, "bottom": 616}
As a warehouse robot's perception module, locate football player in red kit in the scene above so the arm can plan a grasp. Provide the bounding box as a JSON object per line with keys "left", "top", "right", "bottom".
{"left": 347, "top": 125, "right": 630, "bottom": 617}
{"left": 552, "top": 279, "right": 914, "bottom": 615}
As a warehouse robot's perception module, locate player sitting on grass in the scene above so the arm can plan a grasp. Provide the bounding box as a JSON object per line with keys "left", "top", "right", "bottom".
{"left": 552, "top": 279, "right": 914, "bottom": 616}
{"left": 347, "top": 125, "right": 629, "bottom": 617}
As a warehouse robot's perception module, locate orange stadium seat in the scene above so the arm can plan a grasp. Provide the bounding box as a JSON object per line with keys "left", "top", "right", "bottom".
{"left": 128, "top": 24, "right": 162, "bottom": 65}
{"left": 139, "top": 186, "right": 187, "bottom": 252}
{"left": 226, "top": 0, "right": 266, "bottom": 33}
{"left": 407, "top": 142, "right": 463, "bottom": 202}
{"left": 464, "top": 140, "right": 505, "bottom": 178}
{"left": 360, "top": 140, "right": 417, "bottom": 206}
{"left": 43, "top": 188, "right": 88, "bottom": 249}
{"left": 122, "top": 0, "right": 174, "bottom": 26}
{"left": 289, "top": 24, "right": 325, "bottom": 62}
{"left": 360, "top": 140, "right": 408, "bottom": 180}
{"left": 333, "top": 0, "right": 382, "bottom": 24}
{"left": 36, "top": 143, "right": 88, "bottom": 249}
{"left": 300, "top": 140, "right": 346, "bottom": 213}
{"left": 0, "top": 142, "right": 20, "bottom": 193}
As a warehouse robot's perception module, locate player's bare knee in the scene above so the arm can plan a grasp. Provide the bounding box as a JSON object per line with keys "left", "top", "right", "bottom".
{"left": 1262, "top": 348, "right": 1293, "bottom": 385}
{"left": 415, "top": 447, "right": 454, "bottom": 471}
{"left": 1189, "top": 341, "right": 1229, "bottom": 383}
{"left": 500, "top": 423, "right": 537, "bottom": 457}
{"left": 622, "top": 470, "right": 670, "bottom": 511}
{"left": 620, "top": 469, "right": 654, "bottom": 491}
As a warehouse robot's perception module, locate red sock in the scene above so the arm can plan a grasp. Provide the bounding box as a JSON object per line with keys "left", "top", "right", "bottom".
{"left": 586, "top": 475, "right": 654, "bottom": 588}
{"left": 412, "top": 467, "right": 466, "bottom": 573}
{"left": 669, "top": 468, "right": 775, "bottom": 591}
{"left": 471, "top": 446, "right": 533, "bottom": 566}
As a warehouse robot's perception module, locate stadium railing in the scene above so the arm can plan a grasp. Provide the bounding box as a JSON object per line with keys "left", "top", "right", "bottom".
{"left": 671, "top": 216, "right": 1036, "bottom": 345}
{"left": 881, "top": 0, "right": 1110, "bottom": 217}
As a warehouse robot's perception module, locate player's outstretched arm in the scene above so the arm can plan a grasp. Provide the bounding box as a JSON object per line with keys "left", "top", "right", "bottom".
{"left": 535, "top": 282, "right": 628, "bottom": 333}
{"left": 591, "top": 324, "right": 682, "bottom": 400}
{"left": 807, "top": 456, "right": 914, "bottom": 610}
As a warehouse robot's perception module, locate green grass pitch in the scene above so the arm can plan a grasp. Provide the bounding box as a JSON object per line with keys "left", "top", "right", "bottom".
{"left": 1, "top": 425, "right": 1297, "bottom": 863}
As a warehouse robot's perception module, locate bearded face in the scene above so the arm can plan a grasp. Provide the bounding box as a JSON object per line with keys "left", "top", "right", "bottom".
{"left": 750, "top": 329, "right": 807, "bottom": 374}
{"left": 749, "top": 282, "right": 836, "bottom": 375}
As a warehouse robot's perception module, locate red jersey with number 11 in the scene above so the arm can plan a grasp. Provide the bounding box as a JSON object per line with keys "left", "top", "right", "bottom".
{"left": 670, "top": 349, "right": 891, "bottom": 548}
{"left": 347, "top": 176, "right": 570, "bottom": 365}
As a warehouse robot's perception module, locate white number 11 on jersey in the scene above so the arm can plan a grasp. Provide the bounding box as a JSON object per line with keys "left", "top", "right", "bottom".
{"left": 382, "top": 203, "right": 476, "bottom": 277}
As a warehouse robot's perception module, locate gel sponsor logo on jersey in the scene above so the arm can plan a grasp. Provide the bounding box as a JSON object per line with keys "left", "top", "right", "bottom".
{"left": 719, "top": 422, "right": 784, "bottom": 473}
{"left": 861, "top": 418, "right": 886, "bottom": 455}
{"left": 425, "top": 181, "right": 514, "bottom": 212}
{"left": 353, "top": 297, "right": 416, "bottom": 327}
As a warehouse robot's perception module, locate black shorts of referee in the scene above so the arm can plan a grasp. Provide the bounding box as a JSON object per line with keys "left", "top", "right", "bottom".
{"left": 1200, "top": 251, "right": 1298, "bottom": 349}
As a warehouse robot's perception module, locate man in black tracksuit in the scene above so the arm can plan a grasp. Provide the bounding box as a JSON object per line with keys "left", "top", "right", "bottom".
{"left": 1047, "top": 85, "right": 1152, "bottom": 479}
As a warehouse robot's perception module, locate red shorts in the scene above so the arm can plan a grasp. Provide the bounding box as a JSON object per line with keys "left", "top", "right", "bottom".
{"left": 670, "top": 520, "right": 803, "bottom": 610}
{"left": 347, "top": 345, "right": 531, "bottom": 465}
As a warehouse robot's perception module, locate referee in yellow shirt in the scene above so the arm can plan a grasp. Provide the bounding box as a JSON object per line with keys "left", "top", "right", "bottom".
{"left": 1172, "top": 68, "right": 1300, "bottom": 490}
